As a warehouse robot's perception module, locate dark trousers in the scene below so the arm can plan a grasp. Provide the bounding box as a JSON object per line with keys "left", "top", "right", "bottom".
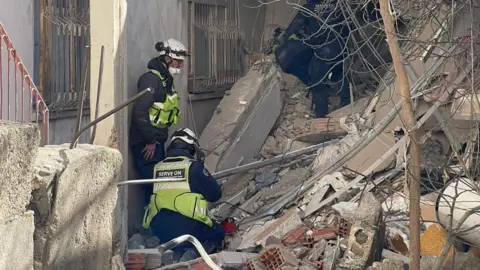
{"left": 151, "top": 211, "right": 225, "bottom": 261}
{"left": 309, "top": 44, "right": 351, "bottom": 118}
{"left": 131, "top": 142, "right": 166, "bottom": 204}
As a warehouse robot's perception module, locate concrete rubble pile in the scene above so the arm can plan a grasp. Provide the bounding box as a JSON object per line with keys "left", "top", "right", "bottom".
{"left": 131, "top": 44, "right": 480, "bottom": 268}
{"left": 0, "top": 120, "right": 124, "bottom": 270}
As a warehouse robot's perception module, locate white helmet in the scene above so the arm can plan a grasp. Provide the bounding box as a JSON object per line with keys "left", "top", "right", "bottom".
{"left": 157, "top": 38, "right": 188, "bottom": 76}
{"left": 171, "top": 128, "right": 199, "bottom": 147}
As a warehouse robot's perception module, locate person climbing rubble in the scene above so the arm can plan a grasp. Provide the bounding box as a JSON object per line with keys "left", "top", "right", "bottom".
{"left": 273, "top": 0, "right": 352, "bottom": 118}
{"left": 129, "top": 38, "right": 189, "bottom": 182}
{"left": 142, "top": 128, "right": 225, "bottom": 263}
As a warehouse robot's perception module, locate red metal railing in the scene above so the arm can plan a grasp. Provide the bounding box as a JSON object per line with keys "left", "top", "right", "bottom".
{"left": 0, "top": 22, "right": 49, "bottom": 145}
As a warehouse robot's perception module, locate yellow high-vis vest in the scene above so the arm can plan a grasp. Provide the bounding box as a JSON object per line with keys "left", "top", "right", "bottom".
{"left": 143, "top": 156, "right": 213, "bottom": 229}
{"left": 147, "top": 69, "right": 181, "bottom": 128}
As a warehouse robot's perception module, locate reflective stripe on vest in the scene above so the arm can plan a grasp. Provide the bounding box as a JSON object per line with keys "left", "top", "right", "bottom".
{"left": 143, "top": 156, "right": 213, "bottom": 229}
{"left": 148, "top": 69, "right": 181, "bottom": 128}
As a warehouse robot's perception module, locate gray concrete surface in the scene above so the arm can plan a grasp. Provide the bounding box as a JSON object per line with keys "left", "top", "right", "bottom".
{"left": 49, "top": 113, "right": 91, "bottom": 145}
{"left": 190, "top": 96, "right": 223, "bottom": 136}
{"left": 199, "top": 60, "right": 282, "bottom": 172}
{"left": 0, "top": 0, "right": 35, "bottom": 122}
{"left": 0, "top": 0, "right": 34, "bottom": 75}
{"left": 33, "top": 144, "right": 122, "bottom": 270}
{"left": 0, "top": 121, "right": 40, "bottom": 218}
{"left": 217, "top": 66, "right": 282, "bottom": 171}
{"left": 0, "top": 211, "right": 35, "bottom": 270}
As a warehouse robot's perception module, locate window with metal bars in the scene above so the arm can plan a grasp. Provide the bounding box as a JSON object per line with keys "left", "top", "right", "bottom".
{"left": 38, "top": 0, "right": 90, "bottom": 112}
{"left": 187, "top": 0, "right": 245, "bottom": 94}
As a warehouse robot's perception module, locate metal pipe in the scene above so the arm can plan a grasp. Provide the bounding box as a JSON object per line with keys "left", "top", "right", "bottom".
{"left": 90, "top": 45, "right": 105, "bottom": 144}
{"left": 212, "top": 139, "right": 338, "bottom": 179}
{"left": 156, "top": 235, "right": 221, "bottom": 270}
{"left": 72, "top": 45, "right": 90, "bottom": 148}
{"left": 69, "top": 88, "right": 153, "bottom": 149}
{"left": 116, "top": 140, "right": 338, "bottom": 186}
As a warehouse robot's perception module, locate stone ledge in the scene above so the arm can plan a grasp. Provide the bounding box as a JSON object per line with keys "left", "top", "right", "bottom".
{"left": 29, "top": 144, "right": 123, "bottom": 269}
{"left": 0, "top": 211, "right": 35, "bottom": 270}
{"left": 0, "top": 120, "right": 40, "bottom": 219}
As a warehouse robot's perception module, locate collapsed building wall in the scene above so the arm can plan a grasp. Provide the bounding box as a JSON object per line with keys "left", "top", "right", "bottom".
{"left": 199, "top": 59, "right": 283, "bottom": 173}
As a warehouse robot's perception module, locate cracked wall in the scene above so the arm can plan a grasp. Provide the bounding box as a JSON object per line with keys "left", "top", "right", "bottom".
{"left": 30, "top": 144, "right": 123, "bottom": 269}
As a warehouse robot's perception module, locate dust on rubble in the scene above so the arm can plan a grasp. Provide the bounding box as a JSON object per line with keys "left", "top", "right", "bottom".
{"left": 259, "top": 83, "right": 313, "bottom": 159}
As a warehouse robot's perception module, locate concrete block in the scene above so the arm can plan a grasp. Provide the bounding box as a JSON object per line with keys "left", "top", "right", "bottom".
{"left": 34, "top": 144, "right": 122, "bottom": 270}
{"left": 0, "top": 211, "right": 35, "bottom": 270}
{"left": 347, "top": 193, "right": 385, "bottom": 267}
{"left": 0, "top": 121, "right": 40, "bottom": 218}
{"left": 199, "top": 60, "right": 282, "bottom": 172}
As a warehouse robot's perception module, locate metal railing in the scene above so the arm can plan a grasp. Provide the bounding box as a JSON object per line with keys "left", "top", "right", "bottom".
{"left": 0, "top": 22, "right": 50, "bottom": 145}
{"left": 39, "top": 0, "right": 90, "bottom": 111}
{"left": 188, "top": 0, "right": 245, "bottom": 94}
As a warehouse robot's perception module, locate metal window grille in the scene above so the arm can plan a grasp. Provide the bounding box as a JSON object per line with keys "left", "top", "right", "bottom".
{"left": 188, "top": 0, "right": 245, "bottom": 94}
{"left": 39, "top": 0, "right": 90, "bottom": 111}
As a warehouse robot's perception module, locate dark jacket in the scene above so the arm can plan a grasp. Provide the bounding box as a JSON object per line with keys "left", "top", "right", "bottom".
{"left": 283, "top": 1, "right": 349, "bottom": 58}
{"left": 129, "top": 57, "right": 174, "bottom": 146}
{"left": 150, "top": 148, "right": 224, "bottom": 248}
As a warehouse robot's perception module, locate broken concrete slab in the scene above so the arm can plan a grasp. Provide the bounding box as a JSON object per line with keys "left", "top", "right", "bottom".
{"left": 34, "top": 144, "right": 123, "bottom": 270}
{"left": 344, "top": 132, "right": 396, "bottom": 175}
{"left": 0, "top": 121, "right": 40, "bottom": 218}
{"left": 199, "top": 59, "right": 282, "bottom": 173}
{"left": 312, "top": 133, "right": 361, "bottom": 174}
{"left": 347, "top": 193, "right": 385, "bottom": 267}
{"left": 238, "top": 209, "right": 303, "bottom": 250}
{"left": 0, "top": 211, "right": 35, "bottom": 270}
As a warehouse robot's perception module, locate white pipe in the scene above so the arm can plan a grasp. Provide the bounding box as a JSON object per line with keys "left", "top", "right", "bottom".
{"left": 157, "top": 234, "right": 221, "bottom": 270}
{"left": 436, "top": 178, "right": 480, "bottom": 246}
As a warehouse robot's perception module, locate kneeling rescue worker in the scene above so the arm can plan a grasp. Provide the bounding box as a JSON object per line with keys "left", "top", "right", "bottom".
{"left": 143, "top": 128, "right": 225, "bottom": 262}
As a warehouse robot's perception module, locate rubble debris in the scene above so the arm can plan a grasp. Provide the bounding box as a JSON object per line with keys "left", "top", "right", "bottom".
{"left": 386, "top": 231, "right": 409, "bottom": 256}
{"left": 254, "top": 171, "right": 279, "bottom": 189}
{"left": 126, "top": 253, "right": 145, "bottom": 270}
{"left": 258, "top": 245, "right": 300, "bottom": 269}
{"left": 128, "top": 234, "right": 146, "bottom": 249}
{"left": 294, "top": 118, "right": 348, "bottom": 144}
{"left": 332, "top": 202, "right": 358, "bottom": 222}
{"left": 323, "top": 239, "right": 341, "bottom": 270}
{"left": 336, "top": 218, "right": 352, "bottom": 238}
{"left": 381, "top": 249, "right": 409, "bottom": 264}
{"left": 238, "top": 209, "right": 303, "bottom": 250}
{"left": 307, "top": 239, "right": 327, "bottom": 261}
{"left": 370, "top": 258, "right": 407, "bottom": 270}
{"left": 345, "top": 193, "right": 385, "bottom": 267}
{"left": 282, "top": 226, "right": 309, "bottom": 247}
{"left": 245, "top": 257, "right": 267, "bottom": 270}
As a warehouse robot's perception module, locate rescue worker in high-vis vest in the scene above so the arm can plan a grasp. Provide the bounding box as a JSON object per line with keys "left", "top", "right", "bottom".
{"left": 130, "top": 38, "right": 189, "bottom": 182}
{"left": 143, "top": 128, "right": 225, "bottom": 262}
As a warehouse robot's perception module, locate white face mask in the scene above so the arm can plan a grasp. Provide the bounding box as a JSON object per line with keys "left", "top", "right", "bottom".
{"left": 168, "top": 67, "right": 181, "bottom": 77}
